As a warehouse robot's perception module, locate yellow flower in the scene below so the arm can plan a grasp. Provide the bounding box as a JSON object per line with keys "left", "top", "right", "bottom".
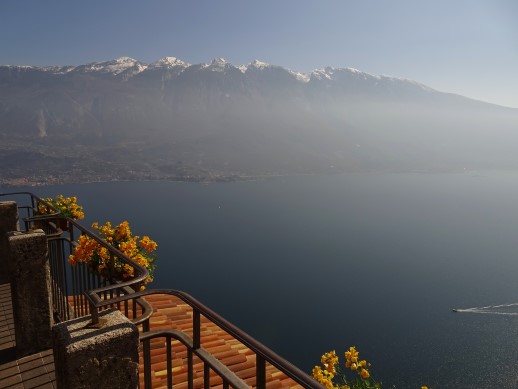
{"left": 139, "top": 235, "right": 158, "bottom": 253}
{"left": 71, "top": 220, "right": 157, "bottom": 286}
{"left": 321, "top": 379, "right": 334, "bottom": 389}
{"left": 360, "top": 369, "right": 370, "bottom": 379}
{"left": 40, "top": 195, "right": 84, "bottom": 220}
{"left": 115, "top": 221, "right": 131, "bottom": 240}
{"left": 345, "top": 346, "right": 359, "bottom": 362}
{"left": 321, "top": 351, "right": 338, "bottom": 375}
{"left": 312, "top": 366, "right": 324, "bottom": 381}
{"left": 98, "top": 247, "right": 110, "bottom": 261}
{"left": 68, "top": 255, "right": 77, "bottom": 266}
{"left": 123, "top": 264, "right": 135, "bottom": 279}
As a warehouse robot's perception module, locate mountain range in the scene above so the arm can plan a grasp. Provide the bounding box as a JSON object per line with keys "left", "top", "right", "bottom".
{"left": 1, "top": 56, "right": 517, "bottom": 186}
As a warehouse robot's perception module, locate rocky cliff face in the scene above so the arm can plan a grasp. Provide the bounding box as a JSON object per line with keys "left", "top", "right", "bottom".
{"left": 1, "top": 57, "right": 517, "bottom": 185}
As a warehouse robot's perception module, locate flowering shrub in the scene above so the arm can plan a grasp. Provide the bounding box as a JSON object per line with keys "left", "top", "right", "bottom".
{"left": 38, "top": 195, "right": 85, "bottom": 220}
{"left": 312, "top": 347, "right": 379, "bottom": 389}
{"left": 69, "top": 220, "right": 157, "bottom": 287}
{"left": 312, "top": 347, "right": 429, "bottom": 389}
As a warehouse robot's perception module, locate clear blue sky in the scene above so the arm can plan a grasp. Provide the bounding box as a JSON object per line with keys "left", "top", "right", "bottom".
{"left": 1, "top": 0, "right": 517, "bottom": 107}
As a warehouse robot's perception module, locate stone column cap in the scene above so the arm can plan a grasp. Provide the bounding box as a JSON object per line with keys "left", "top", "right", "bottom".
{"left": 53, "top": 309, "right": 138, "bottom": 354}
{"left": 0, "top": 200, "right": 18, "bottom": 206}
{"left": 7, "top": 229, "right": 45, "bottom": 239}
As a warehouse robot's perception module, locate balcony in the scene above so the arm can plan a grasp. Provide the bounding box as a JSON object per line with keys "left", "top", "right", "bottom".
{"left": 0, "top": 192, "right": 322, "bottom": 389}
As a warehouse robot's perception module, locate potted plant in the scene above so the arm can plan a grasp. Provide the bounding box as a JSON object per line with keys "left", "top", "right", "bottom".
{"left": 69, "top": 220, "right": 157, "bottom": 288}
{"left": 37, "top": 195, "right": 84, "bottom": 230}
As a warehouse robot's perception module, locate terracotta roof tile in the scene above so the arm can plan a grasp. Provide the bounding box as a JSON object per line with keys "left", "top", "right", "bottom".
{"left": 71, "top": 293, "right": 306, "bottom": 388}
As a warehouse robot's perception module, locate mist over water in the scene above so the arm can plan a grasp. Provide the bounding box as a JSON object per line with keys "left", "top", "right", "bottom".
{"left": 8, "top": 171, "right": 518, "bottom": 388}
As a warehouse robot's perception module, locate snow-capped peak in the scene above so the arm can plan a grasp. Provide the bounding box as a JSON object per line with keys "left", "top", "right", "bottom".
{"left": 249, "top": 59, "right": 271, "bottom": 69}
{"left": 149, "top": 57, "right": 189, "bottom": 69}
{"left": 290, "top": 70, "right": 310, "bottom": 83}
{"left": 0, "top": 56, "right": 435, "bottom": 93}
{"left": 211, "top": 57, "right": 228, "bottom": 65}
{"left": 346, "top": 67, "right": 362, "bottom": 74}
{"left": 205, "top": 57, "right": 231, "bottom": 72}
{"left": 76, "top": 57, "right": 147, "bottom": 75}
{"left": 114, "top": 56, "right": 137, "bottom": 63}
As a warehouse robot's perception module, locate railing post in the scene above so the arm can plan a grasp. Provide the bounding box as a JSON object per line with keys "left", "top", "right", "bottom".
{"left": 143, "top": 319, "right": 152, "bottom": 389}
{"left": 193, "top": 308, "right": 201, "bottom": 349}
{"left": 0, "top": 201, "right": 19, "bottom": 280}
{"left": 7, "top": 229, "right": 53, "bottom": 357}
{"left": 188, "top": 349, "right": 194, "bottom": 389}
{"left": 90, "top": 302, "right": 100, "bottom": 325}
{"left": 53, "top": 308, "right": 139, "bottom": 389}
{"left": 256, "top": 354, "right": 266, "bottom": 389}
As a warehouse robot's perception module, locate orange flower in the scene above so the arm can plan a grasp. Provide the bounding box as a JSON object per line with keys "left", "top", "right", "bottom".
{"left": 69, "top": 220, "right": 157, "bottom": 286}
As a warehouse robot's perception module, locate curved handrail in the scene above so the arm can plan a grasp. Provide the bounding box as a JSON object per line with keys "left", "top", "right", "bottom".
{"left": 0, "top": 191, "right": 152, "bottom": 323}
{"left": 87, "top": 288, "right": 322, "bottom": 389}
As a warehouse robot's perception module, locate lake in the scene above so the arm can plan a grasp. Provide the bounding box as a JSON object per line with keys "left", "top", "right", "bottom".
{"left": 5, "top": 171, "right": 518, "bottom": 388}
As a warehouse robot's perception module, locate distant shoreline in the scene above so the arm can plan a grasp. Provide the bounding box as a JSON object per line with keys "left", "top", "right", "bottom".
{"left": 1, "top": 166, "right": 505, "bottom": 189}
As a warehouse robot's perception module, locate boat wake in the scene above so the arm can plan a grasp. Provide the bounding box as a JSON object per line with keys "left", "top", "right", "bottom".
{"left": 452, "top": 302, "right": 518, "bottom": 316}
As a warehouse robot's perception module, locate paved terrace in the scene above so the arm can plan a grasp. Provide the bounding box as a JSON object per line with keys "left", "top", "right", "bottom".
{"left": 0, "top": 280, "right": 56, "bottom": 389}
{"left": 0, "top": 278, "right": 304, "bottom": 389}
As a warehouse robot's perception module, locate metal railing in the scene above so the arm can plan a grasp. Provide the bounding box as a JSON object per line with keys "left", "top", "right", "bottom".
{"left": 94, "top": 288, "right": 321, "bottom": 389}
{"left": 0, "top": 192, "right": 152, "bottom": 325}
{"left": 0, "top": 191, "right": 322, "bottom": 389}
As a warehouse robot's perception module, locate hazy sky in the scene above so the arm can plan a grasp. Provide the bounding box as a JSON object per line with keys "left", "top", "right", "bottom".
{"left": 1, "top": 0, "right": 517, "bottom": 108}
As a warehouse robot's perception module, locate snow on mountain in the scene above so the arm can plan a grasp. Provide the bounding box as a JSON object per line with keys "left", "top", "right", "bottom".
{"left": 148, "top": 57, "right": 189, "bottom": 69}
{"left": 73, "top": 57, "right": 147, "bottom": 76}
{"left": 248, "top": 59, "right": 271, "bottom": 69}
{"left": 311, "top": 67, "right": 376, "bottom": 82}
{"left": 289, "top": 69, "right": 310, "bottom": 83}
{"left": 311, "top": 68, "right": 333, "bottom": 81}
{"left": 237, "top": 60, "right": 270, "bottom": 73}
{"left": 4, "top": 65, "right": 37, "bottom": 70}
{"left": 206, "top": 57, "right": 232, "bottom": 72}
{"left": 0, "top": 56, "right": 435, "bottom": 94}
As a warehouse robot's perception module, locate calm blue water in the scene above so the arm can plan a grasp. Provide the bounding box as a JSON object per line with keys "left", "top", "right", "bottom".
{"left": 6, "top": 172, "right": 518, "bottom": 388}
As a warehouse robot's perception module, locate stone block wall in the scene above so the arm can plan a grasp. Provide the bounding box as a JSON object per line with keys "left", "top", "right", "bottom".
{"left": 7, "top": 229, "right": 53, "bottom": 357}
{"left": 53, "top": 308, "right": 139, "bottom": 389}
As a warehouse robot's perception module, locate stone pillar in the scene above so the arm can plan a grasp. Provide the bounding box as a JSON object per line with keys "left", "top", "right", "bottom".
{"left": 53, "top": 308, "right": 139, "bottom": 389}
{"left": 0, "top": 201, "right": 19, "bottom": 280}
{"left": 7, "top": 229, "right": 53, "bottom": 356}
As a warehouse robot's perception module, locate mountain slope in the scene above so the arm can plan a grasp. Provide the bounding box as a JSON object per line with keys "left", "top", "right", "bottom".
{"left": 1, "top": 57, "right": 517, "bottom": 185}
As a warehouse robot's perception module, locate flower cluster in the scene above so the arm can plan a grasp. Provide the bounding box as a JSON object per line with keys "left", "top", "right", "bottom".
{"left": 69, "top": 220, "right": 157, "bottom": 287}
{"left": 312, "top": 347, "right": 429, "bottom": 389}
{"left": 312, "top": 351, "right": 346, "bottom": 389}
{"left": 313, "top": 346, "right": 377, "bottom": 389}
{"left": 38, "top": 195, "right": 85, "bottom": 220}
{"left": 344, "top": 346, "right": 370, "bottom": 380}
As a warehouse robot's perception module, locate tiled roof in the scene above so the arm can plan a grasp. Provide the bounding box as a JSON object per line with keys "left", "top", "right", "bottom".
{"left": 139, "top": 293, "right": 303, "bottom": 388}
